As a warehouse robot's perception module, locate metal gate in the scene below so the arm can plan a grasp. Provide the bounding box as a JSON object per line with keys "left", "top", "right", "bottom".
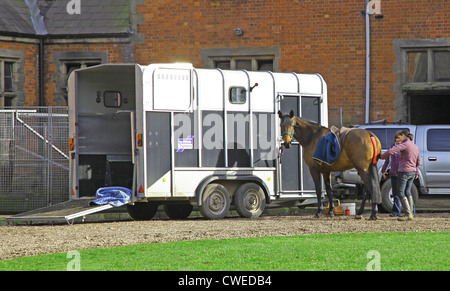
{"left": 0, "top": 107, "right": 69, "bottom": 214}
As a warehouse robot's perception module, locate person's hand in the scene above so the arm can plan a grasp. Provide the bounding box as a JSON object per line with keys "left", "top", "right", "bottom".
{"left": 382, "top": 172, "right": 388, "bottom": 179}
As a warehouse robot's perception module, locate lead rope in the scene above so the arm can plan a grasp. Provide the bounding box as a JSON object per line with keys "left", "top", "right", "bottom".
{"left": 279, "top": 145, "right": 284, "bottom": 164}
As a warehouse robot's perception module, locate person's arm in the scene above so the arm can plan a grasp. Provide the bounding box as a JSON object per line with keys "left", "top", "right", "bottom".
{"left": 415, "top": 152, "right": 421, "bottom": 179}
{"left": 381, "top": 155, "right": 390, "bottom": 178}
{"left": 380, "top": 142, "right": 406, "bottom": 159}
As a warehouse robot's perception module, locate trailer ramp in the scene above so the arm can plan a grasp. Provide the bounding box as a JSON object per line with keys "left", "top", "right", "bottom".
{"left": 6, "top": 198, "right": 119, "bottom": 225}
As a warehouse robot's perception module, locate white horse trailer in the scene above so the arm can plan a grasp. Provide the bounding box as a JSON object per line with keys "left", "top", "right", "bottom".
{"left": 67, "top": 63, "right": 327, "bottom": 220}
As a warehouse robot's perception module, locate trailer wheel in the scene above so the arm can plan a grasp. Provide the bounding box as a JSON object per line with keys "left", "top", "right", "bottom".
{"left": 126, "top": 202, "right": 159, "bottom": 220}
{"left": 163, "top": 203, "right": 193, "bottom": 219}
{"left": 234, "top": 183, "right": 266, "bottom": 218}
{"left": 199, "top": 183, "right": 230, "bottom": 219}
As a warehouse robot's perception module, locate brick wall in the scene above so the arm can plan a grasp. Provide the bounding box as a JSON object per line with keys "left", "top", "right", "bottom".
{"left": 44, "top": 41, "right": 134, "bottom": 106}
{"left": 0, "top": 39, "right": 132, "bottom": 106}
{"left": 0, "top": 40, "right": 39, "bottom": 106}
{"left": 135, "top": 0, "right": 450, "bottom": 125}
{"left": 2, "top": 1, "right": 449, "bottom": 123}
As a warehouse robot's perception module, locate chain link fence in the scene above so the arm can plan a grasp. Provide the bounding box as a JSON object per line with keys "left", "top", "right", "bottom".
{"left": 0, "top": 107, "right": 69, "bottom": 214}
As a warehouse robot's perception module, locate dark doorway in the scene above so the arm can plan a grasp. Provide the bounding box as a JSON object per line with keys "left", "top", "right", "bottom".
{"left": 409, "top": 94, "right": 450, "bottom": 124}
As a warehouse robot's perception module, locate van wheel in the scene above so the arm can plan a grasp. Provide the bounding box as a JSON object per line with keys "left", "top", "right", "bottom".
{"left": 199, "top": 183, "right": 230, "bottom": 219}
{"left": 380, "top": 179, "right": 419, "bottom": 213}
{"left": 126, "top": 202, "right": 159, "bottom": 220}
{"left": 234, "top": 183, "right": 266, "bottom": 218}
{"left": 163, "top": 203, "right": 193, "bottom": 219}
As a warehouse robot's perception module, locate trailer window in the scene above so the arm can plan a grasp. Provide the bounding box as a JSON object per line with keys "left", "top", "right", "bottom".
{"left": 104, "top": 91, "right": 122, "bottom": 108}
{"left": 229, "top": 87, "right": 246, "bottom": 104}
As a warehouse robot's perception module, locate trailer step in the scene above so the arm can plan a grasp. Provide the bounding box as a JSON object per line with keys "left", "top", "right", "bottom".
{"left": 6, "top": 198, "right": 118, "bottom": 225}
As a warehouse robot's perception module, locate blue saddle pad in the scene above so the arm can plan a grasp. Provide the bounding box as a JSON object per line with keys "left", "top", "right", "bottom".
{"left": 89, "top": 187, "right": 132, "bottom": 207}
{"left": 313, "top": 132, "right": 340, "bottom": 165}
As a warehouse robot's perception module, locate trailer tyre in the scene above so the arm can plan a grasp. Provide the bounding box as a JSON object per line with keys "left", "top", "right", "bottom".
{"left": 126, "top": 202, "right": 159, "bottom": 220}
{"left": 199, "top": 183, "right": 230, "bottom": 219}
{"left": 234, "top": 183, "right": 266, "bottom": 218}
{"left": 163, "top": 203, "right": 193, "bottom": 219}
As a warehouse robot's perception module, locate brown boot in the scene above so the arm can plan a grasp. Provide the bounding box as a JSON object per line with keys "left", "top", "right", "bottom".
{"left": 398, "top": 197, "right": 413, "bottom": 221}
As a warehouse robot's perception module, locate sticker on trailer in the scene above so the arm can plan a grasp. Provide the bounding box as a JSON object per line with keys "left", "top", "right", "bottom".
{"left": 177, "top": 136, "right": 194, "bottom": 152}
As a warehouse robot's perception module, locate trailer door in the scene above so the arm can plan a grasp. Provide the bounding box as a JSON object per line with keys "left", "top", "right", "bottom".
{"left": 278, "top": 95, "right": 321, "bottom": 194}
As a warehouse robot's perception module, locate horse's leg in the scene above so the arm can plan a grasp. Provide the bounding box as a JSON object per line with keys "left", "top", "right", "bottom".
{"left": 309, "top": 167, "right": 323, "bottom": 218}
{"left": 356, "top": 169, "right": 369, "bottom": 219}
{"left": 356, "top": 188, "right": 367, "bottom": 219}
{"left": 356, "top": 167, "right": 379, "bottom": 220}
{"left": 367, "top": 163, "right": 381, "bottom": 220}
{"left": 323, "top": 172, "right": 334, "bottom": 217}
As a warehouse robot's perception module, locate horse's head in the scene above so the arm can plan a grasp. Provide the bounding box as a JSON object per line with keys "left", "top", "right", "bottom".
{"left": 278, "top": 110, "right": 296, "bottom": 148}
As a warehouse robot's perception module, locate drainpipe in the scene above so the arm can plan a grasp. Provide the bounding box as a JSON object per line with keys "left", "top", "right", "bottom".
{"left": 39, "top": 37, "right": 44, "bottom": 106}
{"left": 364, "top": 0, "right": 371, "bottom": 124}
{"left": 25, "top": 0, "right": 48, "bottom": 106}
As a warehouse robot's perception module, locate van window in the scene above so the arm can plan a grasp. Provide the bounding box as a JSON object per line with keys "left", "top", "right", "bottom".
{"left": 104, "top": 91, "right": 122, "bottom": 108}
{"left": 365, "top": 128, "right": 410, "bottom": 149}
{"left": 427, "top": 129, "right": 450, "bottom": 151}
{"left": 229, "top": 87, "right": 246, "bottom": 104}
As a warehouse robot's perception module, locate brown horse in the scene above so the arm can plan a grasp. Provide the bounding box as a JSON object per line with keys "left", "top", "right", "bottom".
{"left": 278, "top": 110, "right": 382, "bottom": 220}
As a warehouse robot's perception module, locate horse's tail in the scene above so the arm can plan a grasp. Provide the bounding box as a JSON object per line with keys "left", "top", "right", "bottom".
{"left": 369, "top": 162, "right": 382, "bottom": 204}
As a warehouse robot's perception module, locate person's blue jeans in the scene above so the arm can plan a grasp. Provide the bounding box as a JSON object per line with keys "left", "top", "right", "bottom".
{"left": 390, "top": 176, "right": 401, "bottom": 216}
{"left": 397, "top": 171, "right": 416, "bottom": 215}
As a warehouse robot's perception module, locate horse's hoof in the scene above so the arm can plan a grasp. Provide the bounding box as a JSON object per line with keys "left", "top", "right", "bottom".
{"left": 369, "top": 215, "right": 378, "bottom": 221}
{"left": 355, "top": 215, "right": 362, "bottom": 220}
{"left": 314, "top": 212, "right": 322, "bottom": 219}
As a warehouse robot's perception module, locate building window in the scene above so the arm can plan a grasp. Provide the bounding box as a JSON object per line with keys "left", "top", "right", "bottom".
{"left": 394, "top": 38, "right": 450, "bottom": 125}
{"left": 0, "top": 60, "right": 16, "bottom": 106}
{"left": 3, "top": 62, "right": 13, "bottom": 92}
{"left": 201, "top": 47, "right": 281, "bottom": 72}
{"left": 212, "top": 56, "right": 274, "bottom": 71}
{"left": 408, "top": 51, "right": 427, "bottom": 83}
{"left": 406, "top": 48, "right": 450, "bottom": 84}
{"left": 63, "top": 61, "right": 101, "bottom": 92}
{"left": 53, "top": 51, "right": 107, "bottom": 105}
{"left": 434, "top": 51, "right": 450, "bottom": 82}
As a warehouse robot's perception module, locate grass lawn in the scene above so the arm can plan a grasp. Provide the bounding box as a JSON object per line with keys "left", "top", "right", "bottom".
{"left": 0, "top": 232, "right": 448, "bottom": 271}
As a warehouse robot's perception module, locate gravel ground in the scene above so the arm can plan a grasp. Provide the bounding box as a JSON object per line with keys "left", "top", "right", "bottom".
{"left": 0, "top": 212, "right": 449, "bottom": 261}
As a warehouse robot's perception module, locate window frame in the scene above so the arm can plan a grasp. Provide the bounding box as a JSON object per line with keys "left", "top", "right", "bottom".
{"left": 405, "top": 47, "right": 450, "bottom": 85}
{"left": 229, "top": 86, "right": 247, "bottom": 104}
{"left": 103, "top": 91, "right": 123, "bottom": 108}
{"left": 201, "top": 46, "right": 281, "bottom": 72}
{"left": 212, "top": 55, "right": 274, "bottom": 71}
{"left": 0, "top": 58, "right": 17, "bottom": 106}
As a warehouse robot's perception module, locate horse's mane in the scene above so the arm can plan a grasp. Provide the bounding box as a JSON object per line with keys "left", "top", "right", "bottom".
{"left": 294, "top": 116, "right": 329, "bottom": 131}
